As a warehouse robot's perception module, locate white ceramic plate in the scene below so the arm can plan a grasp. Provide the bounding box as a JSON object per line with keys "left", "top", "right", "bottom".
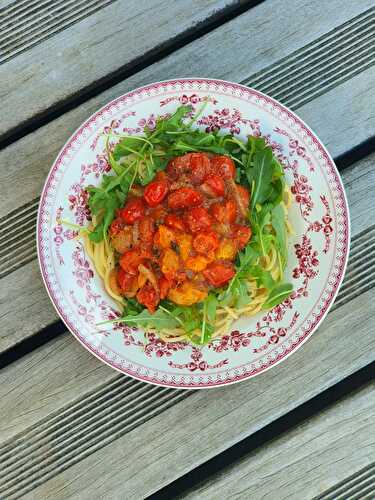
{"left": 37, "top": 78, "right": 350, "bottom": 388}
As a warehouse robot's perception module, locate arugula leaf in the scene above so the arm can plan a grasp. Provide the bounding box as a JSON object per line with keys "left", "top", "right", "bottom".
{"left": 251, "top": 147, "right": 274, "bottom": 208}
{"left": 262, "top": 283, "right": 293, "bottom": 310}
{"left": 114, "top": 307, "right": 180, "bottom": 330}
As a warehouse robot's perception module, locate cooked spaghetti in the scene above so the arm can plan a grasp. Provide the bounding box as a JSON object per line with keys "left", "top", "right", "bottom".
{"left": 83, "top": 105, "right": 293, "bottom": 345}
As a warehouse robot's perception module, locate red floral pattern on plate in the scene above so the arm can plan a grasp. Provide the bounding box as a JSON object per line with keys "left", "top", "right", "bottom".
{"left": 37, "top": 79, "right": 350, "bottom": 388}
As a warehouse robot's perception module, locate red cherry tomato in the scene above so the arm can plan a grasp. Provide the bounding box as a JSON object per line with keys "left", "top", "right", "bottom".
{"left": 117, "top": 267, "right": 137, "bottom": 292}
{"left": 137, "top": 282, "right": 159, "bottom": 313}
{"left": 202, "top": 175, "right": 225, "bottom": 197}
{"left": 139, "top": 216, "right": 155, "bottom": 245}
{"left": 144, "top": 180, "right": 169, "bottom": 207}
{"left": 193, "top": 231, "right": 219, "bottom": 254}
{"left": 185, "top": 207, "right": 213, "bottom": 233}
{"left": 203, "top": 262, "right": 235, "bottom": 287}
{"left": 236, "top": 185, "right": 250, "bottom": 209}
{"left": 119, "top": 198, "right": 145, "bottom": 224}
{"left": 211, "top": 199, "right": 237, "bottom": 224}
{"left": 119, "top": 248, "right": 150, "bottom": 275}
{"left": 165, "top": 214, "right": 186, "bottom": 232}
{"left": 210, "top": 155, "right": 236, "bottom": 179}
{"left": 159, "top": 276, "right": 170, "bottom": 300}
{"left": 167, "top": 187, "right": 202, "bottom": 210}
{"left": 109, "top": 217, "right": 125, "bottom": 236}
{"left": 233, "top": 224, "right": 252, "bottom": 249}
{"left": 166, "top": 153, "right": 192, "bottom": 180}
{"left": 190, "top": 153, "right": 210, "bottom": 184}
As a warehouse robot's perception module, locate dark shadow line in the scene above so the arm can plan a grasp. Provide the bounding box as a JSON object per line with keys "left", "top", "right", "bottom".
{"left": 0, "top": 0, "right": 263, "bottom": 151}
{"left": 147, "top": 361, "right": 375, "bottom": 499}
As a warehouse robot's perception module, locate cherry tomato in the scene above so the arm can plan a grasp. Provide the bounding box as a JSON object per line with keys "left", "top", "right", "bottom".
{"left": 211, "top": 199, "right": 237, "bottom": 224}
{"left": 233, "top": 224, "right": 252, "bottom": 249}
{"left": 165, "top": 214, "right": 186, "bottom": 232}
{"left": 236, "top": 185, "right": 250, "bottom": 209}
{"left": 185, "top": 207, "right": 213, "bottom": 233}
{"left": 202, "top": 175, "right": 225, "bottom": 197}
{"left": 119, "top": 198, "right": 145, "bottom": 224}
{"left": 119, "top": 248, "right": 150, "bottom": 275}
{"left": 137, "top": 282, "right": 159, "bottom": 313}
{"left": 168, "top": 187, "right": 202, "bottom": 210}
{"left": 139, "top": 216, "right": 155, "bottom": 245}
{"left": 109, "top": 217, "right": 125, "bottom": 236}
{"left": 190, "top": 153, "right": 210, "bottom": 184}
{"left": 159, "top": 276, "right": 170, "bottom": 300}
{"left": 144, "top": 180, "right": 169, "bottom": 207}
{"left": 193, "top": 231, "right": 219, "bottom": 254}
{"left": 117, "top": 267, "right": 137, "bottom": 292}
{"left": 203, "top": 262, "right": 235, "bottom": 287}
{"left": 166, "top": 153, "right": 192, "bottom": 180}
{"left": 210, "top": 155, "right": 236, "bottom": 179}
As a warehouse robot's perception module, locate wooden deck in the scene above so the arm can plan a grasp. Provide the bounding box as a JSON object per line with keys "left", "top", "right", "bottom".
{"left": 0, "top": 0, "right": 374, "bottom": 498}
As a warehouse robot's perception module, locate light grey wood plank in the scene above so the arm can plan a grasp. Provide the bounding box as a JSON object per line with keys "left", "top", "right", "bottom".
{"left": 181, "top": 382, "right": 375, "bottom": 500}
{"left": 0, "top": 0, "right": 241, "bottom": 137}
{"left": 1, "top": 286, "right": 374, "bottom": 499}
{"left": 0, "top": 1, "right": 375, "bottom": 352}
{"left": 0, "top": 0, "right": 373, "bottom": 138}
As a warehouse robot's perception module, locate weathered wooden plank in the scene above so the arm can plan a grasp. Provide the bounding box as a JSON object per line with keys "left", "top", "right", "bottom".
{"left": 1, "top": 5, "right": 375, "bottom": 352}
{"left": 0, "top": 152, "right": 374, "bottom": 497}
{"left": 0, "top": 0, "right": 245, "bottom": 139}
{"left": 0, "top": 0, "right": 373, "bottom": 140}
{"left": 0, "top": 285, "right": 374, "bottom": 499}
{"left": 181, "top": 383, "right": 375, "bottom": 500}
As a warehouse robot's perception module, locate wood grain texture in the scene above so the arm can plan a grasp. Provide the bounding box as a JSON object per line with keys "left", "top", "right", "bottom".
{"left": 0, "top": 0, "right": 117, "bottom": 64}
{"left": 0, "top": 156, "right": 374, "bottom": 494}
{"left": 0, "top": 0, "right": 244, "bottom": 138}
{"left": 0, "top": 285, "right": 374, "bottom": 499}
{"left": 181, "top": 382, "right": 375, "bottom": 500}
{"left": 1, "top": 12, "right": 374, "bottom": 280}
{"left": 1, "top": 2, "right": 375, "bottom": 351}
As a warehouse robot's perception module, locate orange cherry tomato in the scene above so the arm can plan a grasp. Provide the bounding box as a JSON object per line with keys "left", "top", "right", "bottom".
{"left": 159, "top": 276, "right": 171, "bottom": 300}
{"left": 144, "top": 180, "right": 169, "bottom": 207}
{"left": 167, "top": 187, "right": 202, "bottom": 210}
{"left": 137, "top": 282, "right": 159, "bottom": 313}
{"left": 203, "top": 262, "right": 235, "bottom": 287}
{"left": 190, "top": 153, "right": 210, "bottom": 184}
{"left": 202, "top": 175, "right": 225, "bottom": 197}
{"left": 211, "top": 199, "right": 237, "bottom": 224}
{"left": 210, "top": 155, "right": 236, "bottom": 179}
{"left": 139, "top": 216, "right": 155, "bottom": 245}
{"left": 233, "top": 224, "right": 252, "bottom": 249}
{"left": 185, "top": 207, "right": 213, "bottom": 233}
{"left": 119, "top": 248, "right": 150, "bottom": 275}
{"left": 164, "top": 214, "right": 186, "bottom": 232}
{"left": 193, "top": 231, "right": 219, "bottom": 254}
{"left": 119, "top": 198, "right": 145, "bottom": 224}
{"left": 236, "top": 185, "right": 250, "bottom": 209}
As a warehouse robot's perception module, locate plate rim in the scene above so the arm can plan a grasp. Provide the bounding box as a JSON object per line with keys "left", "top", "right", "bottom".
{"left": 36, "top": 77, "right": 351, "bottom": 389}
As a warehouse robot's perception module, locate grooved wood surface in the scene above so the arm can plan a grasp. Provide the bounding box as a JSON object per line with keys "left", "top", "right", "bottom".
{"left": 0, "top": 0, "right": 245, "bottom": 138}
{"left": 0, "top": 152, "right": 374, "bottom": 497}
{"left": 181, "top": 382, "right": 375, "bottom": 500}
{"left": 1, "top": 0, "right": 375, "bottom": 497}
{"left": 1, "top": 286, "right": 373, "bottom": 499}
{"left": 1, "top": 6, "right": 375, "bottom": 353}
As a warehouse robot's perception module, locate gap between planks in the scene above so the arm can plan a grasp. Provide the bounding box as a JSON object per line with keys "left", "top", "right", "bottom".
{"left": 0, "top": 5, "right": 374, "bottom": 278}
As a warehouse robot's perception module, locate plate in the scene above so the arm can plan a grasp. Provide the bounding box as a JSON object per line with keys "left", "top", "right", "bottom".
{"left": 37, "top": 78, "right": 350, "bottom": 388}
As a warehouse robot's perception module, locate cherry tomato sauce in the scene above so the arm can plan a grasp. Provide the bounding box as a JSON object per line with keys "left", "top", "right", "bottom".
{"left": 109, "top": 153, "right": 252, "bottom": 312}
